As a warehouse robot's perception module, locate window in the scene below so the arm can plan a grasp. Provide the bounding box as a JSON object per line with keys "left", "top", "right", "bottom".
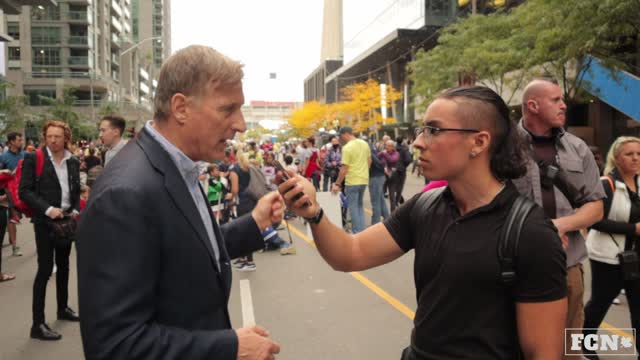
{"left": 32, "top": 27, "right": 61, "bottom": 44}
{"left": 24, "top": 89, "right": 56, "bottom": 106}
{"left": 7, "top": 22, "right": 19, "bottom": 40}
{"left": 31, "top": 6, "right": 60, "bottom": 21}
{"left": 33, "top": 47, "right": 61, "bottom": 66}
{"left": 8, "top": 47, "right": 20, "bottom": 61}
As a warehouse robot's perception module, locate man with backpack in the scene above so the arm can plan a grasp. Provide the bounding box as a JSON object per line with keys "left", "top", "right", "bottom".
{"left": 0, "top": 132, "right": 25, "bottom": 257}
{"left": 512, "top": 79, "right": 605, "bottom": 358}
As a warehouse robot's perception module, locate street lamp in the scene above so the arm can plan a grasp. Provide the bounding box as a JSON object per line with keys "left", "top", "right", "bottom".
{"left": 119, "top": 36, "right": 163, "bottom": 110}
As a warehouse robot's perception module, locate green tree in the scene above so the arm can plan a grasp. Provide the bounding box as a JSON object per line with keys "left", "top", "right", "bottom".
{"left": 40, "top": 87, "right": 96, "bottom": 141}
{"left": 0, "top": 82, "right": 27, "bottom": 136}
{"left": 410, "top": 0, "right": 640, "bottom": 109}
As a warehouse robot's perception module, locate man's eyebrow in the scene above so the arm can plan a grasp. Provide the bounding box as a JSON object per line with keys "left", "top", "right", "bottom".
{"left": 424, "top": 119, "right": 442, "bottom": 126}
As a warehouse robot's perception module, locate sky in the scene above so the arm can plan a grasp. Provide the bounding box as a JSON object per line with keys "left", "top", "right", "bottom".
{"left": 171, "top": 0, "right": 394, "bottom": 103}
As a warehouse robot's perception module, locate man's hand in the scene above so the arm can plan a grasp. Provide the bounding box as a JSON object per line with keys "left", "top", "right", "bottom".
{"left": 278, "top": 171, "right": 319, "bottom": 219}
{"left": 251, "top": 192, "right": 284, "bottom": 230}
{"left": 236, "top": 326, "right": 280, "bottom": 360}
{"left": 331, "top": 183, "right": 340, "bottom": 194}
{"left": 47, "top": 207, "right": 64, "bottom": 220}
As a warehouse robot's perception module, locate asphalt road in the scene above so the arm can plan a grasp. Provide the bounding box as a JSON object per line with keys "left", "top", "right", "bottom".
{"left": 0, "top": 173, "right": 635, "bottom": 359}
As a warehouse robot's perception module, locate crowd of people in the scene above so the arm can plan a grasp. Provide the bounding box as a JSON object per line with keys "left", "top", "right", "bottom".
{"left": 0, "top": 44, "right": 638, "bottom": 360}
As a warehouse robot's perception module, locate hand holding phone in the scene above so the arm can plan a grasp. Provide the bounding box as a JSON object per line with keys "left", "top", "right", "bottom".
{"left": 271, "top": 160, "right": 311, "bottom": 208}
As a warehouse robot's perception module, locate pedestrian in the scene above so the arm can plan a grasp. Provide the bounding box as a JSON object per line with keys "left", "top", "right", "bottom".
{"left": 378, "top": 140, "right": 402, "bottom": 212}
{"left": 512, "top": 78, "right": 605, "bottom": 358}
{"left": 20, "top": 120, "right": 81, "bottom": 341}
{"left": 331, "top": 126, "right": 370, "bottom": 233}
{"left": 0, "top": 132, "right": 25, "bottom": 256}
{"left": 98, "top": 115, "right": 127, "bottom": 166}
{"left": 303, "top": 137, "right": 321, "bottom": 190}
{"left": 322, "top": 136, "right": 341, "bottom": 191}
{"left": 368, "top": 140, "right": 389, "bottom": 225}
{"left": 228, "top": 150, "right": 259, "bottom": 271}
{"left": 77, "top": 45, "right": 282, "bottom": 360}
{"left": 583, "top": 136, "right": 640, "bottom": 357}
{"left": 0, "top": 186, "right": 14, "bottom": 283}
{"left": 280, "top": 86, "right": 567, "bottom": 359}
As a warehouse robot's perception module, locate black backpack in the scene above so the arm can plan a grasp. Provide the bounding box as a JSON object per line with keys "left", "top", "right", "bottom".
{"left": 415, "top": 187, "right": 536, "bottom": 285}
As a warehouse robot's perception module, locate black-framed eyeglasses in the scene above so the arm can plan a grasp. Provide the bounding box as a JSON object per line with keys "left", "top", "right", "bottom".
{"left": 414, "top": 125, "right": 480, "bottom": 139}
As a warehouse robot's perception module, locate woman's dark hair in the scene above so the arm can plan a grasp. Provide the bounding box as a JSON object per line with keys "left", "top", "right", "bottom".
{"left": 438, "top": 86, "right": 528, "bottom": 181}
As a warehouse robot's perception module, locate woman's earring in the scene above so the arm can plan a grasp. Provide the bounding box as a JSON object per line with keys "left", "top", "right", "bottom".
{"left": 470, "top": 152, "right": 477, "bottom": 158}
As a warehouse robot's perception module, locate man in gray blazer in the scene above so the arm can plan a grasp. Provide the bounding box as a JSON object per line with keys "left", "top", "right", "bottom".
{"left": 77, "top": 45, "right": 284, "bottom": 360}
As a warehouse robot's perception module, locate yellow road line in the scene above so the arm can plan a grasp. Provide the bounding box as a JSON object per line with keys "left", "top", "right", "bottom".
{"left": 285, "top": 221, "right": 415, "bottom": 320}
{"left": 284, "top": 221, "right": 634, "bottom": 339}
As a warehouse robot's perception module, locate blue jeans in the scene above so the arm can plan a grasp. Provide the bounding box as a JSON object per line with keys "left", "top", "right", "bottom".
{"left": 345, "top": 184, "right": 367, "bottom": 233}
{"left": 369, "top": 175, "right": 389, "bottom": 225}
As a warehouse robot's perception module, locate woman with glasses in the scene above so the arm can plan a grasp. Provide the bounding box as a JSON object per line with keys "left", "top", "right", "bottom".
{"left": 584, "top": 136, "right": 640, "bottom": 358}
{"left": 278, "top": 86, "right": 567, "bottom": 359}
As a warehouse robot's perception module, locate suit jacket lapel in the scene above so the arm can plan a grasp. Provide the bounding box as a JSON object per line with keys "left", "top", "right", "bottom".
{"left": 137, "top": 129, "right": 220, "bottom": 272}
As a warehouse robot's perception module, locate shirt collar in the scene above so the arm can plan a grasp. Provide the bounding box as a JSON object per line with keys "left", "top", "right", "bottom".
{"left": 519, "top": 118, "right": 565, "bottom": 141}
{"left": 45, "top": 147, "right": 72, "bottom": 162}
{"left": 442, "top": 181, "right": 517, "bottom": 218}
{"left": 144, "top": 121, "right": 202, "bottom": 181}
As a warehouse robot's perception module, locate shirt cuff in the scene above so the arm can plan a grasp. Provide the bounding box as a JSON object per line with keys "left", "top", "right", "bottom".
{"left": 45, "top": 206, "right": 54, "bottom": 217}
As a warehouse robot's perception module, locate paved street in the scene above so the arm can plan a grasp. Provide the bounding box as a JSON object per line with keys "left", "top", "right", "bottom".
{"left": 0, "top": 173, "right": 636, "bottom": 359}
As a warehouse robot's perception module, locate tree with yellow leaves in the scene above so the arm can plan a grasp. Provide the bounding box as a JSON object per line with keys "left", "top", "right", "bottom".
{"left": 288, "top": 80, "right": 402, "bottom": 136}
{"left": 338, "top": 79, "right": 402, "bottom": 133}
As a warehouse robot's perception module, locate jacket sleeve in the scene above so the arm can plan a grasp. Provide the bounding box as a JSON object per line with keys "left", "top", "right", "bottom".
{"left": 591, "top": 178, "right": 636, "bottom": 236}
{"left": 77, "top": 187, "right": 238, "bottom": 360}
{"left": 18, "top": 152, "right": 50, "bottom": 216}
{"left": 220, "top": 213, "right": 263, "bottom": 259}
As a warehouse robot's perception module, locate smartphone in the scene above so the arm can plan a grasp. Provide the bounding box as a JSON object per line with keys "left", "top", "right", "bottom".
{"left": 272, "top": 160, "right": 311, "bottom": 207}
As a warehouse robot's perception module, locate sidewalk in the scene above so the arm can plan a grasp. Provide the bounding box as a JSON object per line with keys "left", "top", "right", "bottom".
{"left": 0, "top": 224, "right": 83, "bottom": 360}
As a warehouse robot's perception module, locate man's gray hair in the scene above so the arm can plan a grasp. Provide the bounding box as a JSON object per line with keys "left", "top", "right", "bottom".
{"left": 153, "top": 45, "right": 244, "bottom": 122}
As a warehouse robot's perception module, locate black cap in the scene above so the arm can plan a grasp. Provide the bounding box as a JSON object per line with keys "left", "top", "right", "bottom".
{"left": 339, "top": 126, "right": 353, "bottom": 135}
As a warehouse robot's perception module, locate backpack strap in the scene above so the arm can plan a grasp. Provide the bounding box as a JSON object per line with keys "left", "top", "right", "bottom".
{"left": 498, "top": 195, "right": 536, "bottom": 286}
{"left": 602, "top": 175, "right": 614, "bottom": 193}
{"left": 414, "top": 187, "right": 446, "bottom": 213}
{"left": 35, "top": 149, "right": 45, "bottom": 177}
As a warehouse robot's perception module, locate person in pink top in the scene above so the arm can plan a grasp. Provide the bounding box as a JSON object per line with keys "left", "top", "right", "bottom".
{"left": 421, "top": 180, "right": 448, "bottom": 192}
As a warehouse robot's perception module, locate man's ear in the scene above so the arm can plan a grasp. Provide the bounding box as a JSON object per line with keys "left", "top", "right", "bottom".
{"left": 171, "top": 93, "right": 189, "bottom": 125}
{"left": 527, "top": 99, "right": 539, "bottom": 114}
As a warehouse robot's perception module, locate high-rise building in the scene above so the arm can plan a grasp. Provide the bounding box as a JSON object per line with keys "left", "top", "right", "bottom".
{"left": 2, "top": 0, "right": 171, "bottom": 127}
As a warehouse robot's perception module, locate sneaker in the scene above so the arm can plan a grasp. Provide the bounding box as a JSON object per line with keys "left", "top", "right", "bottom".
{"left": 9, "top": 214, "right": 21, "bottom": 224}
{"left": 232, "top": 259, "right": 245, "bottom": 269}
{"left": 236, "top": 262, "right": 256, "bottom": 272}
{"left": 11, "top": 246, "right": 22, "bottom": 257}
{"left": 613, "top": 297, "right": 621, "bottom": 305}
{"left": 621, "top": 289, "right": 626, "bottom": 295}
{"left": 52, "top": 265, "right": 57, "bottom": 274}
{"left": 280, "top": 246, "right": 297, "bottom": 255}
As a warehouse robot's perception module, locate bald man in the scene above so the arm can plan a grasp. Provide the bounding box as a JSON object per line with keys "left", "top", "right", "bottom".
{"left": 512, "top": 79, "right": 604, "bottom": 358}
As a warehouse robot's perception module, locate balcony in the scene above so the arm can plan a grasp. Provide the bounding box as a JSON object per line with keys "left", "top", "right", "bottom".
{"left": 123, "top": 6, "right": 131, "bottom": 19}
{"left": 111, "top": 16, "right": 122, "bottom": 32}
{"left": 67, "top": 0, "right": 92, "bottom": 4}
{"left": 67, "top": 36, "right": 88, "bottom": 46}
{"left": 68, "top": 56, "right": 89, "bottom": 66}
{"left": 139, "top": 68, "right": 149, "bottom": 80}
{"left": 111, "top": 33, "right": 121, "bottom": 48}
{"left": 67, "top": 11, "right": 89, "bottom": 23}
{"left": 111, "top": 0, "right": 123, "bottom": 17}
{"left": 140, "top": 82, "right": 149, "bottom": 94}
{"left": 31, "top": 37, "right": 62, "bottom": 45}
{"left": 111, "top": 54, "right": 119, "bottom": 66}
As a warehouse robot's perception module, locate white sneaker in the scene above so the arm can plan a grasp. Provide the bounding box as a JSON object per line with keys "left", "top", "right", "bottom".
{"left": 621, "top": 289, "right": 626, "bottom": 295}
{"left": 613, "top": 297, "right": 621, "bottom": 305}
{"left": 52, "top": 265, "right": 57, "bottom": 274}
{"left": 236, "top": 262, "right": 256, "bottom": 272}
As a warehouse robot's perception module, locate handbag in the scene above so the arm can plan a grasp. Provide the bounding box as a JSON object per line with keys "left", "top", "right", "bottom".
{"left": 46, "top": 215, "right": 78, "bottom": 247}
{"left": 608, "top": 234, "right": 640, "bottom": 281}
{"left": 246, "top": 165, "right": 271, "bottom": 201}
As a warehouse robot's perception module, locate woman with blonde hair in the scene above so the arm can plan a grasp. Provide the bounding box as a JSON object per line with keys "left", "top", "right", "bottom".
{"left": 584, "top": 136, "right": 640, "bottom": 357}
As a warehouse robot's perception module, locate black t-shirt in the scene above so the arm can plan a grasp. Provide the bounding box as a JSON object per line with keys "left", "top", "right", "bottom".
{"left": 383, "top": 182, "right": 567, "bottom": 359}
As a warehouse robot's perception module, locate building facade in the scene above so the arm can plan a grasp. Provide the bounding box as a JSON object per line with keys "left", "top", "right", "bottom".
{"left": 3, "top": 0, "right": 171, "bottom": 129}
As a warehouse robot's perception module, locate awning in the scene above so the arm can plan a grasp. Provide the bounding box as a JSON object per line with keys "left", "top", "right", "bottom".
{"left": 582, "top": 56, "right": 640, "bottom": 122}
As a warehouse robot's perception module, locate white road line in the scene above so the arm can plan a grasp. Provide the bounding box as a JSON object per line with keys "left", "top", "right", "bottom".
{"left": 239, "top": 279, "right": 256, "bottom": 327}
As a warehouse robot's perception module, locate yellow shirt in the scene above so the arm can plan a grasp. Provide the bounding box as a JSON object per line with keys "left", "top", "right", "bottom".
{"left": 341, "top": 138, "right": 370, "bottom": 186}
